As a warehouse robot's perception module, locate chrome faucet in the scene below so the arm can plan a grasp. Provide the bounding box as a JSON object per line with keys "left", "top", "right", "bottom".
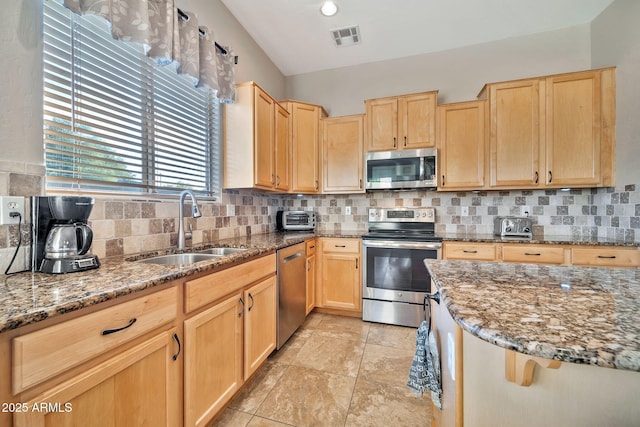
{"left": 178, "top": 190, "right": 202, "bottom": 250}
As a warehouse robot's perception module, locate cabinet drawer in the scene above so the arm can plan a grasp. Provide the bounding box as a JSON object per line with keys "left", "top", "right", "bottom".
{"left": 571, "top": 247, "right": 640, "bottom": 267}
{"left": 444, "top": 242, "right": 497, "bottom": 261}
{"left": 184, "top": 254, "right": 276, "bottom": 313}
{"left": 306, "top": 239, "right": 317, "bottom": 256}
{"left": 503, "top": 245, "right": 565, "bottom": 265}
{"left": 12, "top": 287, "right": 177, "bottom": 393}
{"left": 321, "top": 238, "right": 360, "bottom": 253}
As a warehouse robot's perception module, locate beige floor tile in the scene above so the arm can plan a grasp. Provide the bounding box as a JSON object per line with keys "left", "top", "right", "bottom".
{"left": 247, "top": 416, "right": 294, "bottom": 426}
{"left": 209, "top": 408, "right": 252, "bottom": 427}
{"left": 269, "top": 328, "right": 313, "bottom": 364}
{"left": 314, "top": 315, "right": 371, "bottom": 342}
{"left": 344, "top": 378, "right": 432, "bottom": 427}
{"left": 298, "top": 312, "right": 327, "bottom": 330}
{"left": 292, "top": 333, "right": 366, "bottom": 377}
{"left": 358, "top": 343, "right": 415, "bottom": 388}
{"left": 256, "top": 365, "right": 356, "bottom": 426}
{"left": 229, "top": 361, "right": 289, "bottom": 414}
{"left": 366, "top": 322, "right": 418, "bottom": 350}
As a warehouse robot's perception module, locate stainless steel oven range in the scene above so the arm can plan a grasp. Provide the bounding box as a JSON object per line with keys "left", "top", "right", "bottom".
{"left": 362, "top": 207, "right": 442, "bottom": 327}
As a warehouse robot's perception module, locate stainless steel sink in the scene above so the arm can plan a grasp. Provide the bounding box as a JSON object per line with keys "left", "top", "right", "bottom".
{"left": 198, "top": 247, "right": 247, "bottom": 255}
{"left": 136, "top": 253, "right": 221, "bottom": 265}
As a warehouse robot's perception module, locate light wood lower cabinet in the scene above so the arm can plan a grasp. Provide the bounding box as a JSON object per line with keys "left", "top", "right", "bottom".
{"left": 14, "top": 328, "right": 180, "bottom": 427}
{"left": 183, "top": 294, "right": 243, "bottom": 427}
{"left": 182, "top": 255, "right": 277, "bottom": 427}
{"left": 306, "top": 239, "right": 317, "bottom": 315}
{"left": 571, "top": 246, "right": 640, "bottom": 268}
{"left": 317, "top": 238, "right": 362, "bottom": 313}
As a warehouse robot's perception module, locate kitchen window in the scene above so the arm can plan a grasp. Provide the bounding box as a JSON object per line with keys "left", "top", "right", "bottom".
{"left": 42, "top": 0, "right": 221, "bottom": 199}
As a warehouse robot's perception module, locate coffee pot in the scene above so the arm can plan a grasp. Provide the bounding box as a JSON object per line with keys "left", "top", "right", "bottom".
{"left": 44, "top": 223, "right": 93, "bottom": 259}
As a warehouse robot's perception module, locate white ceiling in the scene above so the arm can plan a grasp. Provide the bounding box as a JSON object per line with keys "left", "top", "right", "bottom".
{"left": 220, "top": 0, "right": 615, "bottom": 76}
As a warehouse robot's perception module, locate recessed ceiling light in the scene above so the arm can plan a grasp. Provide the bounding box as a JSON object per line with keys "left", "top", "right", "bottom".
{"left": 320, "top": 1, "right": 338, "bottom": 17}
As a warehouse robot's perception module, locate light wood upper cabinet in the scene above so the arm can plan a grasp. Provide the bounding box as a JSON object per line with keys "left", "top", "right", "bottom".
{"left": 321, "top": 114, "right": 364, "bottom": 193}
{"left": 281, "top": 100, "right": 327, "bottom": 193}
{"left": 485, "top": 79, "right": 544, "bottom": 188}
{"left": 274, "top": 103, "right": 290, "bottom": 191}
{"left": 545, "top": 70, "right": 614, "bottom": 187}
{"left": 365, "top": 91, "right": 437, "bottom": 151}
{"left": 437, "top": 100, "right": 486, "bottom": 190}
{"left": 224, "top": 82, "right": 290, "bottom": 192}
{"left": 481, "top": 68, "right": 615, "bottom": 190}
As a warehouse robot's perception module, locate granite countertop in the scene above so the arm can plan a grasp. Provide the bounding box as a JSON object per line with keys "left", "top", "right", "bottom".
{"left": 0, "top": 232, "right": 317, "bottom": 334}
{"left": 437, "top": 232, "right": 640, "bottom": 247}
{"left": 425, "top": 259, "right": 640, "bottom": 372}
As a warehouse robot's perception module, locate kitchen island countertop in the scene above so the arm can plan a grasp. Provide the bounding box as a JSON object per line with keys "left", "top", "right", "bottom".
{"left": 425, "top": 259, "right": 640, "bottom": 371}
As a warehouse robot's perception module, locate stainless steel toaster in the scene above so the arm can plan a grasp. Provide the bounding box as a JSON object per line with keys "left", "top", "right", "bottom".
{"left": 494, "top": 216, "right": 533, "bottom": 238}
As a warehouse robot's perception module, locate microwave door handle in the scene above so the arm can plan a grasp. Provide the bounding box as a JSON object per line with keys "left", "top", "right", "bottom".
{"left": 419, "top": 157, "right": 425, "bottom": 181}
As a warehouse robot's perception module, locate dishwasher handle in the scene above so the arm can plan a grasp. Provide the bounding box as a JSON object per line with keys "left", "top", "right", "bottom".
{"left": 283, "top": 251, "right": 303, "bottom": 263}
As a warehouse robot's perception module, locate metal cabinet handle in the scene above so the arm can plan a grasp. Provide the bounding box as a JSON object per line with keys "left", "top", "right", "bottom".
{"left": 404, "top": 136, "right": 407, "bottom": 147}
{"left": 463, "top": 250, "right": 478, "bottom": 254}
{"left": 359, "top": 178, "right": 363, "bottom": 189}
{"left": 248, "top": 293, "right": 255, "bottom": 311}
{"left": 355, "top": 258, "right": 359, "bottom": 269}
{"left": 597, "top": 255, "right": 617, "bottom": 259}
{"left": 442, "top": 175, "right": 445, "bottom": 186}
{"left": 271, "top": 174, "right": 276, "bottom": 185}
{"left": 310, "top": 245, "right": 315, "bottom": 249}
{"left": 393, "top": 137, "right": 397, "bottom": 148}
{"left": 548, "top": 171, "right": 553, "bottom": 183}
{"left": 172, "top": 333, "right": 181, "bottom": 361}
{"left": 238, "top": 297, "right": 244, "bottom": 317}
{"left": 525, "top": 253, "right": 541, "bottom": 256}
{"left": 335, "top": 245, "right": 346, "bottom": 248}
{"left": 534, "top": 171, "right": 539, "bottom": 184}
{"left": 315, "top": 180, "right": 319, "bottom": 191}
{"left": 276, "top": 175, "right": 280, "bottom": 186}
{"left": 307, "top": 259, "right": 312, "bottom": 271}
{"left": 102, "top": 318, "right": 137, "bottom": 336}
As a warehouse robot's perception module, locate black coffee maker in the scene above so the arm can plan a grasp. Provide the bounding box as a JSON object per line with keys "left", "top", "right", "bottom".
{"left": 31, "top": 196, "right": 100, "bottom": 274}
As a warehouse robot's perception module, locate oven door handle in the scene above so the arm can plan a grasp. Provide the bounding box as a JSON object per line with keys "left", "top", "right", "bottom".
{"left": 362, "top": 240, "right": 442, "bottom": 250}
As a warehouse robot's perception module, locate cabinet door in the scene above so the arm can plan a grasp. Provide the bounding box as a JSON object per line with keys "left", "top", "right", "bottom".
{"left": 437, "top": 100, "right": 486, "bottom": 190}
{"left": 244, "top": 276, "right": 277, "bottom": 380}
{"left": 290, "top": 103, "right": 321, "bottom": 193}
{"left": 184, "top": 294, "right": 243, "bottom": 427}
{"left": 254, "top": 86, "right": 275, "bottom": 189}
{"left": 321, "top": 253, "right": 361, "bottom": 312}
{"left": 489, "top": 79, "right": 544, "bottom": 188}
{"left": 366, "top": 97, "right": 398, "bottom": 151}
{"left": 545, "top": 71, "right": 601, "bottom": 187}
{"left": 399, "top": 92, "right": 437, "bottom": 149}
{"left": 306, "top": 254, "right": 316, "bottom": 315}
{"left": 322, "top": 115, "right": 364, "bottom": 193}
{"left": 274, "top": 103, "right": 290, "bottom": 191}
{"left": 14, "top": 329, "right": 180, "bottom": 427}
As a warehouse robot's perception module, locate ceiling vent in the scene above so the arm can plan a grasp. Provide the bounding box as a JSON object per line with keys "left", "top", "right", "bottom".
{"left": 330, "top": 25, "right": 361, "bottom": 47}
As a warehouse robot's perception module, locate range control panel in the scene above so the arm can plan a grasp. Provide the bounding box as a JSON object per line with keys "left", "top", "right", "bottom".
{"left": 368, "top": 207, "right": 436, "bottom": 223}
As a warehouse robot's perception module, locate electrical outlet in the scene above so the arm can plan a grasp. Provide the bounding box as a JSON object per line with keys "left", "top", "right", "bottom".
{"left": 460, "top": 206, "right": 469, "bottom": 216}
{"left": 521, "top": 206, "right": 531, "bottom": 217}
{"left": 0, "top": 196, "right": 25, "bottom": 225}
{"left": 345, "top": 206, "right": 351, "bottom": 215}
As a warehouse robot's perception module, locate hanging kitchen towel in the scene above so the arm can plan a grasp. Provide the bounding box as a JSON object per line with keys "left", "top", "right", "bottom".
{"left": 407, "top": 320, "right": 442, "bottom": 409}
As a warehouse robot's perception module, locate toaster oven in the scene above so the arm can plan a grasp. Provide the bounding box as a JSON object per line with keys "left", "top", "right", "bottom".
{"left": 276, "top": 210, "right": 316, "bottom": 231}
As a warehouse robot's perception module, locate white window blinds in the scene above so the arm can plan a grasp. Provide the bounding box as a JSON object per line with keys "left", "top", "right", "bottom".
{"left": 43, "top": 0, "right": 221, "bottom": 198}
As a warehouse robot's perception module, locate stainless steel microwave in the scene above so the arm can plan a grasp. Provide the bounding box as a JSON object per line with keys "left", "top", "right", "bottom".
{"left": 365, "top": 148, "right": 437, "bottom": 190}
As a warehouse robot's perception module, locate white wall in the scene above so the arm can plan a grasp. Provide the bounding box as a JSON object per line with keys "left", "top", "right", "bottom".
{"left": 0, "top": 0, "right": 43, "bottom": 165}
{"left": 285, "top": 25, "right": 591, "bottom": 116}
{"left": 591, "top": 0, "right": 640, "bottom": 186}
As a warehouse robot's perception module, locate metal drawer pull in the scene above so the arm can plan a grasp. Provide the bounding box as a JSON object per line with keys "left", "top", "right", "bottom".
{"left": 238, "top": 297, "right": 244, "bottom": 317}
{"left": 525, "top": 252, "right": 541, "bottom": 256}
{"left": 248, "top": 293, "right": 255, "bottom": 311}
{"left": 335, "top": 245, "right": 346, "bottom": 248}
{"left": 309, "top": 245, "right": 315, "bottom": 249}
{"left": 534, "top": 171, "right": 539, "bottom": 184}
{"left": 101, "top": 318, "right": 137, "bottom": 336}
{"left": 172, "top": 333, "right": 181, "bottom": 361}
{"left": 548, "top": 171, "right": 553, "bottom": 183}
{"left": 597, "top": 255, "right": 617, "bottom": 259}
{"left": 463, "top": 250, "right": 478, "bottom": 254}
{"left": 355, "top": 258, "right": 358, "bottom": 269}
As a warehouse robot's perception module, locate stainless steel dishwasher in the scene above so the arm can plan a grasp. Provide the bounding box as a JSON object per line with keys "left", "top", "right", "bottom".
{"left": 276, "top": 242, "right": 307, "bottom": 349}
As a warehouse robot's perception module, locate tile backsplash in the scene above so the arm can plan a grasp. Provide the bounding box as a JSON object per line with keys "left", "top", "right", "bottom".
{"left": 2, "top": 159, "right": 640, "bottom": 274}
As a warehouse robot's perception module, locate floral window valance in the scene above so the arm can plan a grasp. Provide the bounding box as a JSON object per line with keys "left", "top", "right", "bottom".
{"left": 63, "top": 0, "right": 236, "bottom": 103}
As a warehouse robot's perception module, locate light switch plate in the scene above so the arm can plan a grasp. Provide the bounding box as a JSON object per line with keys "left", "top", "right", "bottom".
{"left": 0, "top": 196, "right": 25, "bottom": 225}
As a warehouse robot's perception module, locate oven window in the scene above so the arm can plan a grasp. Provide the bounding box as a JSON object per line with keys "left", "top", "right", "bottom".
{"left": 365, "top": 247, "right": 436, "bottom": 292}
{"left": 367, "top": 157, "right": 421, "bottom": 183}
